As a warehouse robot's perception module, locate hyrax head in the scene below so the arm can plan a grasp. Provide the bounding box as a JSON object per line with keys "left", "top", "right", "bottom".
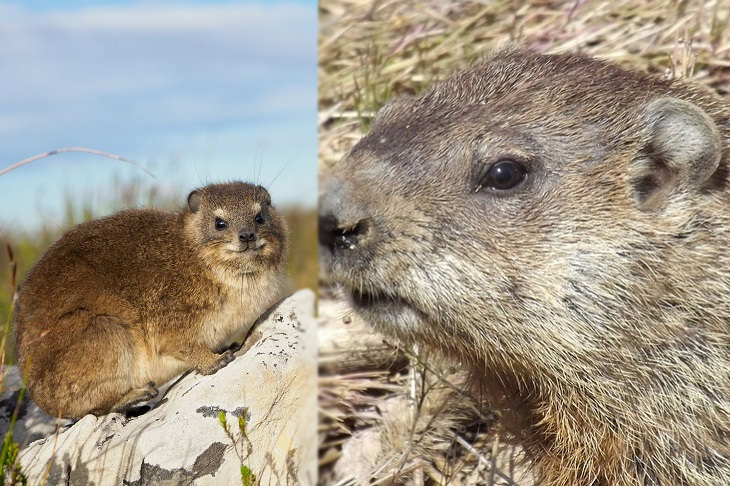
{"left": 320, "top": 48, "right": 729, "bottom": 367}
{"left": 187, "top": 182, "right": 288, "bottom": 275}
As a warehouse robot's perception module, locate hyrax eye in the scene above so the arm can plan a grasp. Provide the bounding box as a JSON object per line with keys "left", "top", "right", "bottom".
{"left": 255, "top": 212, "right": 265, "bottom": 224}
{"left": 479, "top": 159, "right": 526, "bottom": 191}
{"left": 214, "top": 217, "right": 228, "bottom": 230}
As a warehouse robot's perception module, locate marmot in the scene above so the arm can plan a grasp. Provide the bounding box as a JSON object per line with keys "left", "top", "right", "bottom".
{"left": 319, "top": 48, "right": 730, "bottom": 485}
{"left": 14, "top": 182, "right": 288, "bottom": 419}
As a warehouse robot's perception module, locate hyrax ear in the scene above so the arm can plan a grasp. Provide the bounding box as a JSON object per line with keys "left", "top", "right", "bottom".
{"left": 630, "top": 97, "right": 722, "bottom": 210}
{"left": 187, "top": 190, "right": 202, "bottom": 213}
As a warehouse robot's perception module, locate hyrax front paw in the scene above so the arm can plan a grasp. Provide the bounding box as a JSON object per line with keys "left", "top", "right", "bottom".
{"left": 112, "top": 383, "right": 159, "bottom": 413}
{"left": 196, "top": 350, "right": 236, "bottom": 375}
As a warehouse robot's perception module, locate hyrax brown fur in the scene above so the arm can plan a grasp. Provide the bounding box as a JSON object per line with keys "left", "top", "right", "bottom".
{"left": 320, "top": 48, "right": 730, "bottom": 485}
{"left": 14, "top": 182, "right": 288, "bottom": 419}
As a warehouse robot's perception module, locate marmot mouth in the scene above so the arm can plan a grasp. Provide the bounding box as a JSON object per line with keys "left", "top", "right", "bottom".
{"left": 346, "top": 286, "right": 429, "bottom": 331}
{"left": 349, "top": 287, "right": 412, "bottom": 312}
{"left": 350, "top": 288, "right": 383, "bottom": 308}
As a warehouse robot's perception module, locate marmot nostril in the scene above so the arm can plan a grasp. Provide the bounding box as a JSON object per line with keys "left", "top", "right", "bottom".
{"left": 340, "top": 219, "right": 370, "bottom": 242}
{"left": 334, "top": 230, "right": 358, "bottom": 250}
{"left": 318, "top": 213, "right": 371, "bottom": 251}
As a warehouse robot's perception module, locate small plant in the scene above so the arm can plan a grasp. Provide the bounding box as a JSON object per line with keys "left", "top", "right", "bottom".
{"left": 218, "top": 410, "right": 256, "bottom": 486}
{"left": 0, "top": 413, "right": 28, "bottom": 486}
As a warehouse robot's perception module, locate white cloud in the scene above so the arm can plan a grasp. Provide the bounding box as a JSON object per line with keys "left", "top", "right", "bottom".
{"left": 0, "top": 1, "right": 315, "bottom": 152}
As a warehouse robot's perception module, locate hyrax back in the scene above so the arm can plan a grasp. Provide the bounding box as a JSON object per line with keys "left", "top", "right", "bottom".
{"left": 14, "top": 182, "right": 288, "bottom": 419}
{"left": 320, "top": 49, "right": 730, "bottom": 485}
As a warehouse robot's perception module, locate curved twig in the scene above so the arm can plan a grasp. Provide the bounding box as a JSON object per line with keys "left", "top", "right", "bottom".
{"left": 0, "top": 147, "right": 156, "bottom": 178}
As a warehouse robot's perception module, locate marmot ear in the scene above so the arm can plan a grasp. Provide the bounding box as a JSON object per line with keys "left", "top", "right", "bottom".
{"left": 371, "top": 94, "right": 416, "bottom": 128}
{"left": 630, "top": 97, "right": 722, "bottom": 211}
{"left": 187, "top": 190, "right": 201, "bottom": 213}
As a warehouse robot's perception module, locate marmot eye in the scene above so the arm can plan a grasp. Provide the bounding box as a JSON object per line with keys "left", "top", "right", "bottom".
{"left": 480, "top": 159, "right": 526, "bottom": 191}
{"left": 254, "top": 213, "right": 265, "bottom": 224}
{"left": 214, "top": 217, "right": 228, "bottom": 230}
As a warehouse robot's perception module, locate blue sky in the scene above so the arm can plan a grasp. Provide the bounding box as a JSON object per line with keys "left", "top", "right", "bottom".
{"left": 0, "top": 0, "right": 317, "bottom": 231}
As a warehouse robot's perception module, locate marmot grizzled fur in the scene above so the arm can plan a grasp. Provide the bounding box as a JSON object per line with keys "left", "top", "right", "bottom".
{"left": 15, "top": 182, "right": 288, "bottom": 419}
{"left": 320, "top": 49, "right": 730, "bottom": 485}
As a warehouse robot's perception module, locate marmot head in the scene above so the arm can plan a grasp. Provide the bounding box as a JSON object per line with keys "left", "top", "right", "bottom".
{"left": 186, "top": 182, "right": 288, "bottom": 277}
{"left": 319, "top": 48, "right": 730, "bottom": 381}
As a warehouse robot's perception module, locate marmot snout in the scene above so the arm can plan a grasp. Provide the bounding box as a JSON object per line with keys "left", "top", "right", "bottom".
{"left": 14, "top": 181, "right": 288, "bottom": 419}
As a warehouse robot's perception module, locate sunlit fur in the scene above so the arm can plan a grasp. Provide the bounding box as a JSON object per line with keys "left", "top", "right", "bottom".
{"left": 14, "top": 182, "right": 288, "bottom": 419}
{"left": 321, "top": 49, "right": 730, "bottom": 485}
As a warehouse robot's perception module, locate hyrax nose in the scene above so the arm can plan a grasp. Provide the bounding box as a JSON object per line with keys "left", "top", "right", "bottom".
{"left": 239, "top": 231, "right": 256, "bottom": 243}
{"left": 318, "top": 212, "right": 371, "bottom": 252}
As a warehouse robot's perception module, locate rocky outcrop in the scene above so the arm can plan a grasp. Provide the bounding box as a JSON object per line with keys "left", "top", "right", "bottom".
{"left": 4, "top": 289, "right": 317, "bottom": 485}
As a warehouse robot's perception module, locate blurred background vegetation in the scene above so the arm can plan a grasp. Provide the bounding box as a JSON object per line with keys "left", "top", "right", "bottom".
{"left": 0, "top": 170, "right": 317, "bottom": 361}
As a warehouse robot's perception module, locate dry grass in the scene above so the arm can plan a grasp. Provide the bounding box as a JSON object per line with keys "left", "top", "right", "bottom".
{"left": 318, "top": 0, "right": 730, "bottom": 484}
{"left": 319, "top": 0, "right": 730, "bottom": 170}
{"left": 318, "top": 300, "right": 533, "bottom": 485}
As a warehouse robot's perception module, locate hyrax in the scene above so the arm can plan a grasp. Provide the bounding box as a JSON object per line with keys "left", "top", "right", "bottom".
{"left": 320, "top": 49, "right": 730, "bottom": 485}
{"left": 14, "top": 182, "right": 288, "bottom": 419}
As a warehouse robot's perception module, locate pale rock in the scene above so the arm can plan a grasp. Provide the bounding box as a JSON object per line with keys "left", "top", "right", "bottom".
{"left": 13, "top": 289, "right": 317, "bottom": 485}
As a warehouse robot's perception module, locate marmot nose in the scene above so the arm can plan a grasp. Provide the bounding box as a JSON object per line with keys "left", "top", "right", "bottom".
{"left": 318, "top": 213, "right": 371, "bottom": 252}
{"left": 239, "top": 231, "right": 256, "bottom": 243}
{"left": 319, "top": 178, "right": 374, "bottom": 252}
